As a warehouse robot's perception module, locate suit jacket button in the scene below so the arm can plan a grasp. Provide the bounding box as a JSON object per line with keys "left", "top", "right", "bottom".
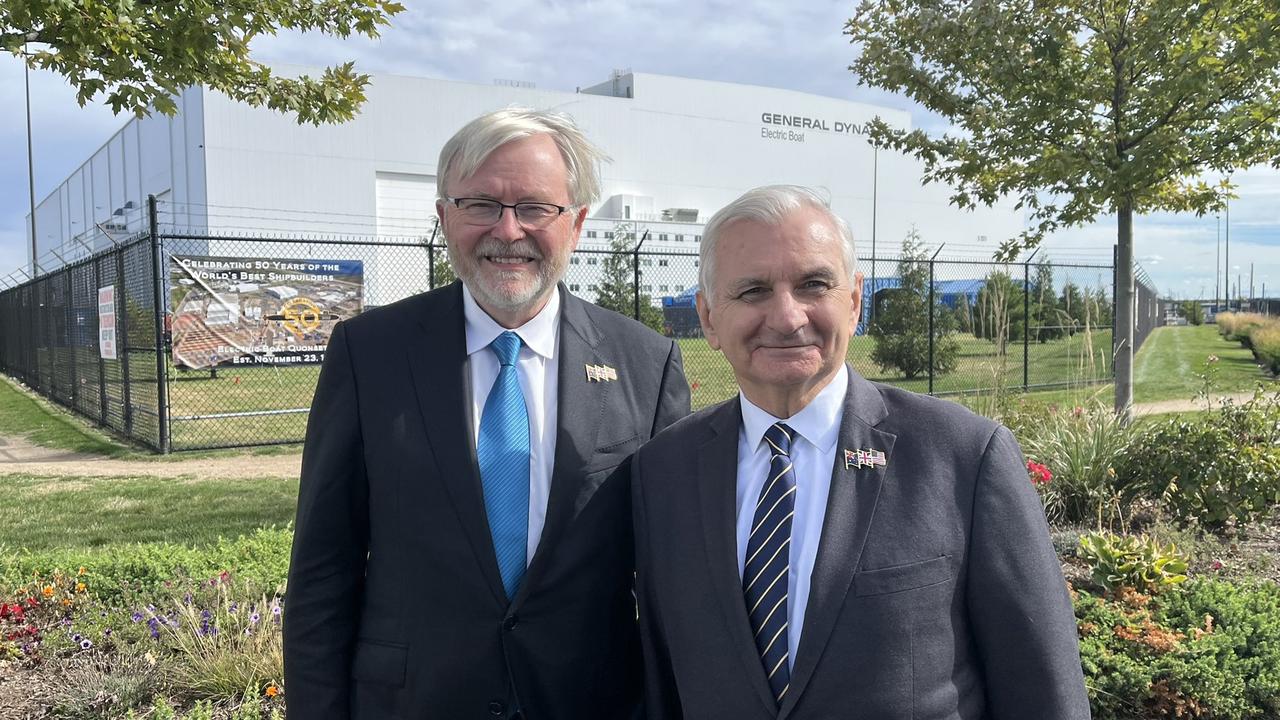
{"left": 503, "top": 614, "right": 518, "bottom": 631}
{"left": 488, "top": 700, "right": 505, "bottom": 715}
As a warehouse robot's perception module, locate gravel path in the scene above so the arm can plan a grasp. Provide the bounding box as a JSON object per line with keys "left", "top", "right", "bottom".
{"left": 0, "top": 435, "right": 301, "bottom": 479}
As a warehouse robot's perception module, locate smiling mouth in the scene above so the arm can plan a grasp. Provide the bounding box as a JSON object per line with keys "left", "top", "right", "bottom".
{"left": 485, "top": 255, "right": 537, "bottom": 265}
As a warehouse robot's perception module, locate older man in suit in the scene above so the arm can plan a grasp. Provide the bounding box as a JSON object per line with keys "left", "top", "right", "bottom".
{"left": 284, "top": 108, "right": 690, "bottom": 719}
{"left": 631, "top": 185, "right": 1088, "bottom": 720}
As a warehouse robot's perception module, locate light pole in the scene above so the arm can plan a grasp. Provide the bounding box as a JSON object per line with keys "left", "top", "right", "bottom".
{"left": 1225, "top": 199, "right": 1230, "bottom": 311}
{"left": 1215, "top": 214, "right": 1221, "bottom": 312}
{"left": 24, "top": 40, "right": 38, "bottom": 278}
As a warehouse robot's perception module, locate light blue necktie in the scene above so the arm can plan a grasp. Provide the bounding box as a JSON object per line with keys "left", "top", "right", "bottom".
{"left": 477, "top": 331, "right": 530, "bottom": 600}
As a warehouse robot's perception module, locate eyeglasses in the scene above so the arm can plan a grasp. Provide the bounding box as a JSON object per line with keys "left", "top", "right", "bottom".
{"left": 446, "top": 197, "right": 571, "bottom": 229}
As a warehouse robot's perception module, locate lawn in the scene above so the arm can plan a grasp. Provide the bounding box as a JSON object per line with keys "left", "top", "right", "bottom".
{"left": 0, "top": 474, "right": 297, "bottom": 552}
{"left": 0, "top": 375, "right": 128, "bottom": 457}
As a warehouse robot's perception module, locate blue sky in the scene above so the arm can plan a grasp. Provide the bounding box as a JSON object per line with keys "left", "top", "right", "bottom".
{"left": 2, "top": 0, "right": 1276, "bottom": 298}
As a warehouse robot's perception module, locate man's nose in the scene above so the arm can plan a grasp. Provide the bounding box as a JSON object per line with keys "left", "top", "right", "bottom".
{"left": 488, "top": 206, "right": 526, "bottom": 241}
{"left": 765, "top": 290, "right": 807, "bottom": 334}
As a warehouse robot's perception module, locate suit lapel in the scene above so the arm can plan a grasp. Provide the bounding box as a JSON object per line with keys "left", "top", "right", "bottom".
{"left": 780, "top": 369, "right": 897, "bottom": 719}
{"left": 512, "top": 290, "right": 608, "bottom": 608}
{"left": 697, "top": 397, "right": 781, "bottom": 715}
{"left": 405, "top": 282, "right": 508, "bottom": 608}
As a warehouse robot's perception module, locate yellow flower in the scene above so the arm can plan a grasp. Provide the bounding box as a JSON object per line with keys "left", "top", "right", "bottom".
{"left": 75, "top": 582, "right": 86, "bottom": 593}
{"left": 77, "top": 567, "right": 87, "bottom": 576}
{"left": 42, "top": 586, "right": 54, "bottom": 598}
{"left": 61, "top": 598, "right": 72, "bottom": 606}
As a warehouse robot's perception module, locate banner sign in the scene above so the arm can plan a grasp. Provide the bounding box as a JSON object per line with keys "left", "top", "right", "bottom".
{"left": 98, "top": 286, "right": 117, "bottom": 360}
{"left": 170, "top": 255, "right": 363, "bottom": 369}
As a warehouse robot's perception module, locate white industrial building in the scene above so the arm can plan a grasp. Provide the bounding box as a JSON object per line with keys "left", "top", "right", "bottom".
{"left": 25, "top": 69, "right": 1024, "bottom": 305}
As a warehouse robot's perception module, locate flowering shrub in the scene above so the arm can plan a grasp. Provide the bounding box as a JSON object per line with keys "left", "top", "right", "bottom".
{"left": 1017, "top": 401, "right": 1138, "bottom": 526}
{"left": 1116, "top": 390, "right": 1280, "bottom": 531}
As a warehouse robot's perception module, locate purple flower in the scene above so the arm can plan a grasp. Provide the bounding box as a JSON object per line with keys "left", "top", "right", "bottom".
{"left": 243, "top": 627, "right": 253, "bottom": 636}
{"left": 103, "top": 629, "right": 112, "bottom": 637}
{"left": 201, "top": 609, "right": 212, "bottom": 620}
{"left": 131, "top": 611, "right": 143, "bottom": 623}
{"left": 183, "top": 593, "right": 193, "bottom": 605}
{"left": 249, "top": 612, "right": 261, "bottom": 625}
{"left": 72, "top": 633, "right": 83, "bottom": 643}
{"left": 79, "top": 639, "right": 93, "bottom": 650}
{"left": 228, "top": 602, "right": 238, "bottom": 614}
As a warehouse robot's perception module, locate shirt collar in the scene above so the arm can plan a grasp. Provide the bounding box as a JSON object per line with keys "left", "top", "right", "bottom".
{"left": 462, "top": 283, "right": 561, "bottom": 360}
{"left": 739, "top": 365, "right": 848, "bottom": 455}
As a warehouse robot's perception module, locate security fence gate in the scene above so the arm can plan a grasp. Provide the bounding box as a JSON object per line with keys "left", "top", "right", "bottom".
{"left": 1, "top": 207, "right": 1143, "bottom": 453}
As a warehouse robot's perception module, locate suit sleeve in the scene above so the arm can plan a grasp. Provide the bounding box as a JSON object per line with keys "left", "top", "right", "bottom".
{"left": 651, "top": 339, "right": 691, "bottom": 437}
{"left": 632, "top": 450, "right": 683, "bottom": 720}
{"left": 966, "top": 426, "right": 1090, "bottom": 720}
{"left": 284, "top": 321, "right": 370, "bottom": 718}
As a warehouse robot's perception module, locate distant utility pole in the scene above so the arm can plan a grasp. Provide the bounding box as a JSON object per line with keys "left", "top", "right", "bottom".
{"left": 1249, "top": 262, "right": 1254, "bottom": 310}
{"left": 1215, "top": 215, "right": 1221, "bottom": 311}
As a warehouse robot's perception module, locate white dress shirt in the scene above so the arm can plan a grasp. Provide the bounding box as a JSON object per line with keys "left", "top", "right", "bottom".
{"left": 735, "top": 364, "right": 848, "bottom": 669}
{"left": 463, "top": 285, "right": 561, "bottom": 566}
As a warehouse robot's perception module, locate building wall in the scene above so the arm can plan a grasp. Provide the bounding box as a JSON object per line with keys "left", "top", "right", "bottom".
{"left": 27, "top": 87, "right": 208, "bottom": 269}
{"left": 30, "top": 71, "right": 1023, "bottom": 302}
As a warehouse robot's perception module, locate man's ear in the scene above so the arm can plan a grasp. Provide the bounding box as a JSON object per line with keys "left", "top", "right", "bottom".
{"left": 696, "top": 291, "right": 721, "bottom": 351}
{"left": 849, "top": 270, "right": 865, "bottom": 335}
{"left": 568, "top": 205, "right": 588, "bottom": 252}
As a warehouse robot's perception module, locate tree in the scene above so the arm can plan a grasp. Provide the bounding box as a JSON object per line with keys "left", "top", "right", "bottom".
{"left": 425, "top": 219, "right": 456, "bottom": 288}
{"left": 973, "top": 270, "right": 1026, "bottom": 356}
{"left": 594, "top": 223, "right": 664, "bottom": 333}
{"left": 846, "top": 0, "right": 1280, "bottom": 416}
{"left": 1030, "top": 261, "right": 1066, "bottom": 342}
{"left": 953, "top": 290, "right": 973, "bottom": 334}
{"left": 868, "top": 227, "right": 959, "bottom": 379}
{"left": 2, "top": 0, "right": 403, "bottom": 123}
{"left": 1059, "top": 281, "right": 1086, "bottom": 335}
{"left": 1180, "top": 300, "right": 1206, "bottom": 325}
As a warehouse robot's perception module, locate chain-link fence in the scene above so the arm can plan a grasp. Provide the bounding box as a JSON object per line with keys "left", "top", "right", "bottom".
{"left": 0, "top": 232, "right": 165, "bottom": 450}
{"left": 2, "top": 206, "right": 1139, "bottom": 452}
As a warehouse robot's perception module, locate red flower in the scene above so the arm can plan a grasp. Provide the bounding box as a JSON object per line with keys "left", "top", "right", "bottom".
{"left": 1027, "top": 460, "right": 1053, "bottom": 485}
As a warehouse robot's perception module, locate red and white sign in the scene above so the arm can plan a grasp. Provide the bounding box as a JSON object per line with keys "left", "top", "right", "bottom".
{"left": 98, "top": 286, "right": 117, "bottom": 360}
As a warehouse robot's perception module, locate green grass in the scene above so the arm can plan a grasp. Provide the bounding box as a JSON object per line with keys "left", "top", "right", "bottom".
{"left": 0, "top": 473, "right": 298, "bottom": 552}
{"left": 680, "top": 331, "right": 1112, "bottom": 410}
{"left": 1131, "top": 324, "right": 1273, "bottom": 403}
{"left": 0, "top": 376, "right": 129, "bottom": 456}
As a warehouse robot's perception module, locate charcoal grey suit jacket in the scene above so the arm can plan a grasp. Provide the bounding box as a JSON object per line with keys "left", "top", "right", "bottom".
{"left": 285, "top": 281, "right": 690, "bottom": 719}
{"left": 632, "top": 367, "right": 1089, "bottom": 720}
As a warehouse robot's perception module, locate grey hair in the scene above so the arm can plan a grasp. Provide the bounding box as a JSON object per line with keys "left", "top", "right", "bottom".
{"left": 436, "top": 107, "right": 610, "bottom": 208}
{"left": 698, "top": 185, "right": 858, "bottom": 295}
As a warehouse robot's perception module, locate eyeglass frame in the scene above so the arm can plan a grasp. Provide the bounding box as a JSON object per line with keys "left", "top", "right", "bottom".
{"left": 444, "top": 197, "right": 573, "bottom": 228}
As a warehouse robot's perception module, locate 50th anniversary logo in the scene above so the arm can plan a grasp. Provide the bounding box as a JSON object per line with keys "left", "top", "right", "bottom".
{"left": 169, "top": 255, "right": 363, "bottom": 370}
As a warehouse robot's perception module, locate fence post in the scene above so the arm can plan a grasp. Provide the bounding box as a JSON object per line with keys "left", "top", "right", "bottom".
{"left": 1023, "top": 260, "right": 1030, "bottom": 391}
{"left": 96, "top": 256, "right": 108, "bottom": 426}
{"left": 149, "top": 195, "right": 170, "bottom": 454}
{"left": 633, "top": 229, "right": 649, "bottom": 322}
{"left": 117, "top": 242, "right": 133, "bottom": 438}
{"left": 928, "top": 257, "right": 935, "bottom": 396}
{"left": 64, "top": 268, "right": 77, "bottom": 410}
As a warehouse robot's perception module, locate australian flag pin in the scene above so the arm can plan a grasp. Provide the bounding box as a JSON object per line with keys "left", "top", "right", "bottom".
{"left": 844, "top": 448, "right": 887, "bottom": 470}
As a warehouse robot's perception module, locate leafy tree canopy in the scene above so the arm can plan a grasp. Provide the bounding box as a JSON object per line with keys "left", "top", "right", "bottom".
{"left": 846, "top": 0, "right": 1280, "bottom": 259}
{"left": 2, "top": 0, "right": 404, "bottom": 123}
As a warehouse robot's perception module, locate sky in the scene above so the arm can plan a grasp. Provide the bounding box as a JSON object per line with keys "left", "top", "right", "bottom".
{"left": 1, "top": 0, "right": 1277, "bottom": 299}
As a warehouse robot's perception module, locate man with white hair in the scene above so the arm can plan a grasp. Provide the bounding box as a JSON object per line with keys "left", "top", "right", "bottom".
{"left": 285, "top": 108, "right": 690, "bottom": 719}
{"left": 631, "top": 185, "right": 1088, "bottom": 719}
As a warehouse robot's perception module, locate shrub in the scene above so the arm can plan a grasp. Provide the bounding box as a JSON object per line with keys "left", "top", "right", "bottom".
{"left": 1216, "top": 312, "right": 1270, "bottom": 347}
{"left": 1017, "top": 402, "right": 1141, "bottom": 526}
{"left": 1251, "top": 322, "right": 1280, "bottom": 375}
{"left": 1077, "top": 531, "right": 1188, "bottom": 594}
{"left": 1115, "top": 391, "right": 1280, "bottom": 531}
{"left": 1077, "top": 579, "right": 1280, "bottom": 720}
{"left": 50, "top": 652, "right": 162, "bottom": 720}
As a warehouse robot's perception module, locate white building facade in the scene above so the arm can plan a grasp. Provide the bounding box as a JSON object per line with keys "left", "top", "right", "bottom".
{"left": 27, "top": 70, "right": 1024, "bottom": 304}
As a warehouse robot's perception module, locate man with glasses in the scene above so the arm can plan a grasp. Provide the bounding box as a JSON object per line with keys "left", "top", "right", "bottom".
{"left": 285, "top": 108, "right": 691, "bottom": 719}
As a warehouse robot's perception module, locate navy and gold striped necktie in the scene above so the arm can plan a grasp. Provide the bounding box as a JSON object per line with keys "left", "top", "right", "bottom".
{"left": 744, "top": 421, "right": 797, "bottom": 706}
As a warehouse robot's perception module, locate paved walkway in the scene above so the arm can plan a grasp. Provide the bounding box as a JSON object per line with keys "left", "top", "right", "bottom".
{"left": 1131, "top": 391, "right": 1270, "bottom": 417}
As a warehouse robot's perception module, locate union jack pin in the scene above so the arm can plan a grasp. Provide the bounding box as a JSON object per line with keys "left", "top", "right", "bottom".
{"left": 844, "top": 448, "right": 887, "bottom": 470}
